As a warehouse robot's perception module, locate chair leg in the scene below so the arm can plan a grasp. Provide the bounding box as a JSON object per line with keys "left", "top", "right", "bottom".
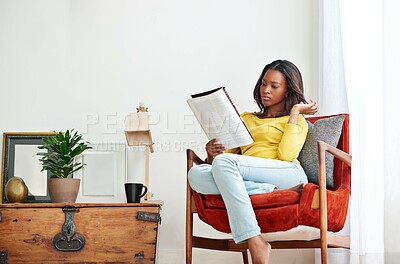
{"left": 186, "top": 175, "right": 194, "bottom": 264}
{"left": 321, "top": 245, "right": 327, "bottom": 264}
{"left": 318, "top": 145, "right": 329, "bottom": 264}
{"left": 186, "top": 212, "right": 193, "bottom": 264}
{"left": 186, "top": 239, "right": 192, "bottom": 264}
{"left": 241, "top": 249, "right": 249, "bottom": 264}
{"left": 320, "top": 224, "right": 328, "bottom": 264}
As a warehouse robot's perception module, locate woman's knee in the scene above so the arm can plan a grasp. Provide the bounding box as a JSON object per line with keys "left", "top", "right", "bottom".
{"left": 188, "top": 165, "right": 206, "bottom": 185}
{"left": 212, "top": 153, "right": 237, "bottom": 167}
{"left": 211, "top": 154, "right": 240, "bottom": 179}
{"left": 188, "top": 164, "right": 220, "bottom": 194}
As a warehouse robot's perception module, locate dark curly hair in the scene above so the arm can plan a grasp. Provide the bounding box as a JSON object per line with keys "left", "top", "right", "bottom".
{"left": 253, "top": 60, "right": 307, "bottom": 117}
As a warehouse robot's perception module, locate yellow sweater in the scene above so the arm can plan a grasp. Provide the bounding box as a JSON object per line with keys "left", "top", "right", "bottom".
{"left": 225, "top": 112, "right": 308, "bottom": 163}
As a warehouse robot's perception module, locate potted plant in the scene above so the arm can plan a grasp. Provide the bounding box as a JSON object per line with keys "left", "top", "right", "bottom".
{"left": 37, "top": 129, "right": 92, "bottom": 203}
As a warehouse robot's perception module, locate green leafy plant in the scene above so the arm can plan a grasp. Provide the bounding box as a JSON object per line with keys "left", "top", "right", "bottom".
{"left": 37, "top": 129, "right": 92, "bottom": 178}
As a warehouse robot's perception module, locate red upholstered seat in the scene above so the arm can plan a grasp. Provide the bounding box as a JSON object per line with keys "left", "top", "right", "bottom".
{"left": 202, "top": 191, "right": 301, "bottom": 210}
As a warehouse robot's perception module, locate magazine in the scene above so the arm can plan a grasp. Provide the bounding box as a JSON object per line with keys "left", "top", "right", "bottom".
{"left": 187, "top": 87, "right": 254, "bottom": 150}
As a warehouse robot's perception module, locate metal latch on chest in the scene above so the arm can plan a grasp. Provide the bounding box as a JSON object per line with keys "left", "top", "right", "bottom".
{"left": 53, "top": 206, "right": 85, "bottom": 252}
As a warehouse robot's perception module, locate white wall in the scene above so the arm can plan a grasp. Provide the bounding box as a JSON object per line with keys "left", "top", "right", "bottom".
{"left": 0, "top": 0, "right": 315, "bottom": 263}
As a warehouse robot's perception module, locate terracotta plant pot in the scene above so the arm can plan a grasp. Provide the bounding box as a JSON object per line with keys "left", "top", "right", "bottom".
{"left": 48, "top": 178, "right": 80, "bottom": 203}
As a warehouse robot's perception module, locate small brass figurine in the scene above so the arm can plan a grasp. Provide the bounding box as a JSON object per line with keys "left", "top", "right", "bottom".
{"left": 5, "top": 176, "right": 29, "bottom": 203}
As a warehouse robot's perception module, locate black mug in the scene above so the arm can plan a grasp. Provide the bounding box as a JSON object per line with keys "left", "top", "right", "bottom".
{"left": 124, "top": 183, "right": 148, "bottom": 203}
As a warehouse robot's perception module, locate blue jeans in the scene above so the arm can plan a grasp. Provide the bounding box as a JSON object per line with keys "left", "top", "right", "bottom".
{"left": 188, "top": 153, "right": 308, "bottom": 243}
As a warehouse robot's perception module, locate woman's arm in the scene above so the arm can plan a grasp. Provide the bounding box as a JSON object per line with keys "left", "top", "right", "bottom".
{"left": 277, "top": 116, "right": 308, "bottom": 161}
{"left": 277, "top": 99, "right": 318, "bottom": 161}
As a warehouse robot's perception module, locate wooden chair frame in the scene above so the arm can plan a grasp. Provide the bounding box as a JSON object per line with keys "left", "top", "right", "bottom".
{"left": 186, "top": 140, "right": 351, "bottom": 264}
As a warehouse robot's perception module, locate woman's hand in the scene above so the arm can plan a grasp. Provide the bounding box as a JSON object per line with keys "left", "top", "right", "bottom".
{"left": 291, "top": 99, "right": 318, "bottom": 115}
{"left": 288, "top": 99, "right": 318, "bottom": 124}
{"left": 205, "top": 139, "right": 226, "bottom": 164}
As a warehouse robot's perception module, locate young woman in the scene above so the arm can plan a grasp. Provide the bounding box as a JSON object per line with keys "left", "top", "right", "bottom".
{"left": 188, "top": 60, "right": 318, "bottom": 264}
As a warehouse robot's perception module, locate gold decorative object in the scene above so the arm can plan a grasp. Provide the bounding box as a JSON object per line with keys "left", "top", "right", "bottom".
{"left": 5, "top": 176, "right": 29, "bottom": 203}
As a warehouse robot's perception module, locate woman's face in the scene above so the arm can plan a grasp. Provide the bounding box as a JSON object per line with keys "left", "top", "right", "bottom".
{"left": 260, "top": 69, "right": 288, "bottom": 111}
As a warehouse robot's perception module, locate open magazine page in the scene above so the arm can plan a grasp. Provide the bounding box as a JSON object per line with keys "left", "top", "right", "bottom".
{"left": 187, "top": 88, "right": 254, "bottom": 149}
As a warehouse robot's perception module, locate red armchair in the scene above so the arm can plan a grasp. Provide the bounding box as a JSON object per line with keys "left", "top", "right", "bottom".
{"left": 186, "top": 114, "right": 351, "bottom": 264}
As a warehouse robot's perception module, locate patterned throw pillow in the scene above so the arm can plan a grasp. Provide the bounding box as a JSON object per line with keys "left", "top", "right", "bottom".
{"left": 298, "top": 115, "right": 345, "bottom": 188}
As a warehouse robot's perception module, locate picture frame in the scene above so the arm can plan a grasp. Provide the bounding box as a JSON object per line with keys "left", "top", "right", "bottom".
{"left": 1, "top": 132, "right": 55, "bottom": 203}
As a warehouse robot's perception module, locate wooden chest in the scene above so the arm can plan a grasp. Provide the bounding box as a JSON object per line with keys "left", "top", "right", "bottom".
{"left": 0, "top": 202, "right": 162, "bottom": 264}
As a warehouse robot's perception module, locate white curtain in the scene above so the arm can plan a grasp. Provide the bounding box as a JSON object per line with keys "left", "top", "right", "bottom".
{"left": 319, "top": 0, "right": 400, "bottom": 263}
{"left": 382, "top": 0, "right": 400, "bottom": 262}
{"left": 340, "top": 0, "right": 385, "bottom": 263}
{"left": 316, "top": 0, "right": 348, "bottom": 115}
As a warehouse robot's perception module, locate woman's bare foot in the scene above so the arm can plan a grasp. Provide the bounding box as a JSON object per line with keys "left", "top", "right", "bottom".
{"left": 273, "top": 183, "right": 305, "bottom": 194}
{"left": 248, "top": 235, "right": 271, "bottom": 264}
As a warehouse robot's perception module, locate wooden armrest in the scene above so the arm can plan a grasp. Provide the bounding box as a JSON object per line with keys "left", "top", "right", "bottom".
{"left": 186, "top": 149, "right": 203, "bottom": 215}
{"left": 318, "top": 141, "right": 352, "bottom": 168}
{"left": 317, "top": 140, "right": 351, "bottom": 190}
{"left": 317, "top": 140, "right": 352, "bottom": 255}
{"left": 186, "top": 149, "right": 206, "bottom": 165}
